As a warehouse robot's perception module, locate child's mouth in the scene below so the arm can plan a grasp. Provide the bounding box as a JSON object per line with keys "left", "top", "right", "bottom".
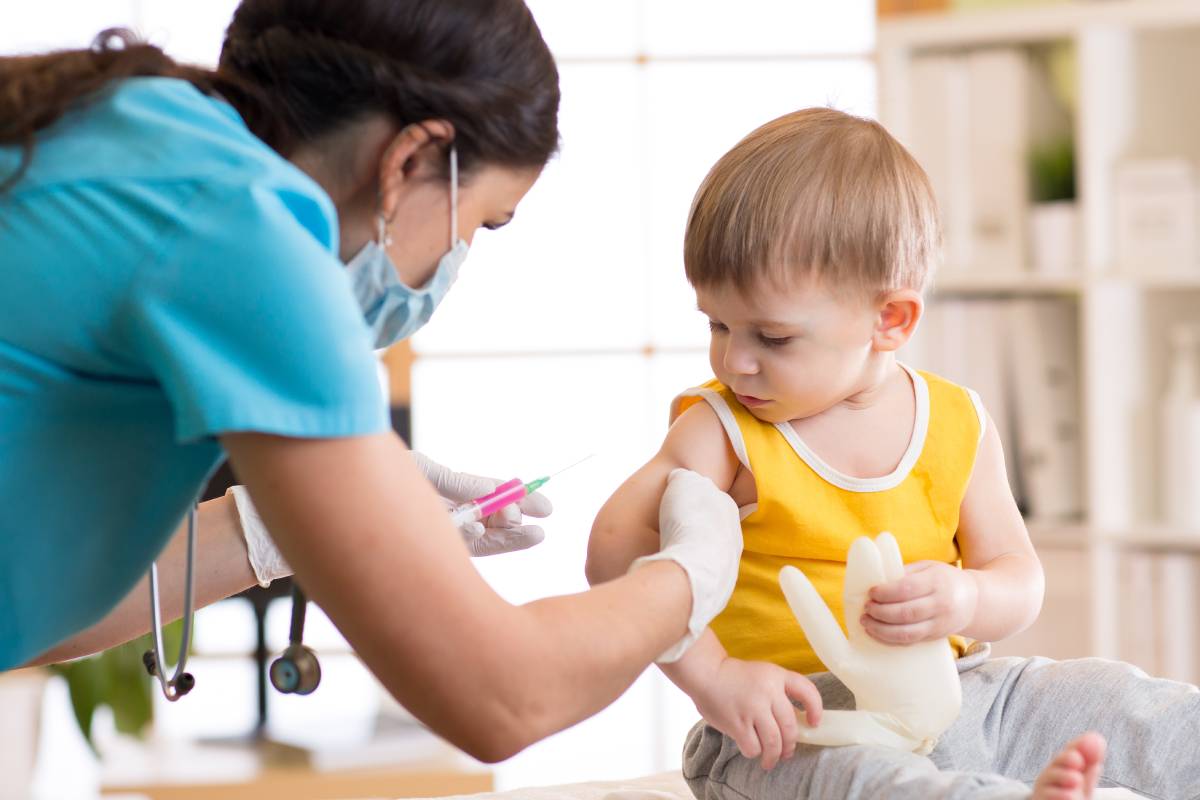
{"left": 735, "top": 393, "right": 769, "bottom": 408}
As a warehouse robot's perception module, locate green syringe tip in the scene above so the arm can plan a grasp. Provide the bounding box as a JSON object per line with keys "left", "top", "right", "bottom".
{"left": 525, "top": 476, "right": 550, "bottom": 493}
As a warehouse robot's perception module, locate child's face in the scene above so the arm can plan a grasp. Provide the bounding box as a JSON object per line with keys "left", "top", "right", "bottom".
{"left": 695, "top": 278, "right": 881, "bottom": 423}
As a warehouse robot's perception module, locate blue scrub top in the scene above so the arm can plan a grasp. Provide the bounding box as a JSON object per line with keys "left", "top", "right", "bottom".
{"left": 0, "top": 77, "right": 390, "bottom": 669}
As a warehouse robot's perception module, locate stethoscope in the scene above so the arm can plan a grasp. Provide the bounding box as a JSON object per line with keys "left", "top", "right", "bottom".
{"left": 143, "top": 503, "right": 321, "bottom": 700}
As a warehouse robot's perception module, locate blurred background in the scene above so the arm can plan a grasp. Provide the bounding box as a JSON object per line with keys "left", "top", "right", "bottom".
{"left": 3, "top": 0, "right": 1199, "bottom": 798}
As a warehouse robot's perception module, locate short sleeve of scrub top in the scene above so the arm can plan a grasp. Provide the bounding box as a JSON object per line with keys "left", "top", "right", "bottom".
{"left": 120, "top": 179, "right": 388, "bottom": 442}
{"left": 0, "top": 77, "right": 389, "bottom": 669}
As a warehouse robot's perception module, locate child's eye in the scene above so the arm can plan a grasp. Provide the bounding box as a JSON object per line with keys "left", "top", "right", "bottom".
{"left": 759, "top": 335, "right": 792, "bottom": 348}
{"left": 707, "top": 320, "right": 728, "bottom": 333}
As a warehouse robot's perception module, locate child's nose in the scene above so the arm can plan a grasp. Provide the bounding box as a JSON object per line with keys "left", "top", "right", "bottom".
{"left": 722, "top": 340, "right": 759, "bottom": 376}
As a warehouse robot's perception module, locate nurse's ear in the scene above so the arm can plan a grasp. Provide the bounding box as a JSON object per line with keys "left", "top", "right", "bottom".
{"left": 377, "top": 119, "right": 456, "bottom": 221}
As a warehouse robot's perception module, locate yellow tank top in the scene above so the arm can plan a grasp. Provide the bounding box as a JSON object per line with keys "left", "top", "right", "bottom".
{"left": 671, "top": 366, "right": 984, "bottom": 675}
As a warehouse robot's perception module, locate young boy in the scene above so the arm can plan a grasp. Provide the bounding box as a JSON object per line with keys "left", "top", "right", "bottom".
{"left": 588, "top": 108, "right": 1198, "bottom": 800}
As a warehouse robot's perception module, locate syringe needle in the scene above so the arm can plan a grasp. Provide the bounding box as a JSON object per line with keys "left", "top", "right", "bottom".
{"left": 547, "top": 453, "right": 595, "bottom": 479}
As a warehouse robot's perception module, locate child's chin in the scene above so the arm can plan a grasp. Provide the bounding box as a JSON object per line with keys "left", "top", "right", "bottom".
{"left": 746, "top": 405, "right": 788, "bottom": 423}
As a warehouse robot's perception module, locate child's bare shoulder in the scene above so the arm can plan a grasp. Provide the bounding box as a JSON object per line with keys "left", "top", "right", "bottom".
{"left": 660, "top": 401, "right": 741, "bottom": 494}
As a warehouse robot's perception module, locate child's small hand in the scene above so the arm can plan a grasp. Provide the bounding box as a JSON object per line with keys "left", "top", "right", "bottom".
{"left": 691, "top": 657, "right": 822, "bottom": 771}
{"left": 861, "top": 561, "right": 978, "bottom": 644}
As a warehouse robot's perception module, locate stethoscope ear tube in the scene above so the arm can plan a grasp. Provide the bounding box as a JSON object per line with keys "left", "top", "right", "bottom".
{"left": 143, "top": 504, "right": 198, "bottom": 701}
{"left": 143, "top": 503, "right": 322, "bottom": 703}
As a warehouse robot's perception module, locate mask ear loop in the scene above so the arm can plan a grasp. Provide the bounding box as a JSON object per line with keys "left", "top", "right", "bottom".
{"left": 377, "top": 212, "right": 394, "bottom": 248}
{"left": 449, "top": 144, "right": 459, "bottom": 249}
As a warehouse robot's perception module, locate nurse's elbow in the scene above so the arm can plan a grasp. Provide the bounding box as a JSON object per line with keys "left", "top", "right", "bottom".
{"left": 453, "top": 697, "right": 549, "bottom": 763}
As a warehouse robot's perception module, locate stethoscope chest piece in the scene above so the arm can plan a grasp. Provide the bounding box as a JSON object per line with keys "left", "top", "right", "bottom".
{"left": 269, "top": 585, "right": 322, "bottom": 695}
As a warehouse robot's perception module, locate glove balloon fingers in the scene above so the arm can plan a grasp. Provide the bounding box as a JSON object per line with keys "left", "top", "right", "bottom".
{"left": 875, "top": 532, "right": 905, "bottom": 582}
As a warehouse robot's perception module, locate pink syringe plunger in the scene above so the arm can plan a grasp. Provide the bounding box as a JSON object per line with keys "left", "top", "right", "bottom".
{"left": 446, "top": 455, "right": 592, "bottom": 528}
{"left": 450, "top": 478, "right": 527, "bottom": 527}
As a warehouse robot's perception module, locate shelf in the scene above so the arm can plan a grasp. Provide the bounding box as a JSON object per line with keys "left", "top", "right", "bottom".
{"left": 933, "top": 271, "right": 1084, "bottom": 296}
{"left": 931, "top": 270, "right": 1200, "bottom": 296}
{"left": 1020, "top": 521, "right": 1200, "bottom": 553}
{"left": 1115, "top": 271, "right": 1200, "bottom": 290}
{"left": 1099, "top": 524, "right": 1200, "bottom": 553}
{"left": 1025, "top": 519, "right": 1091, "bottom": 547}
{"left": 878, "top": 0, "right": 1200, "bottom": 50}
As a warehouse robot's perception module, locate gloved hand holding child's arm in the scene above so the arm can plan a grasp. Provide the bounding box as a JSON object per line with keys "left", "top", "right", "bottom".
{"left": 636, "top": 468, "right": 823, "bottom": 770}
{"left": 229, "top": 451, "right": 555, "bottom": 584}
{"left": 628, "top": 468, "right": 744, "bottom": 663}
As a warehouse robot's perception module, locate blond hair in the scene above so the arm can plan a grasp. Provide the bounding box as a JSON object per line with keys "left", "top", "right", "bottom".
{"left": 684, "top": 108, "right": 940, "bottom": 298}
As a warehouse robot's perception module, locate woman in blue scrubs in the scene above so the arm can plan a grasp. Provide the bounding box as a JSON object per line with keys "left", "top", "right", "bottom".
{"left": 0, "top": 0, "right": 744, "bottom": 760}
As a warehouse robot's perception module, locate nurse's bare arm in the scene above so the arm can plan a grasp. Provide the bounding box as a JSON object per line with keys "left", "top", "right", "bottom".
{"left": 586, "top": 403, "right": 739, "bottom": 586}
{"left": 23, "top": 496, "right": 257, "bottom": 667}
{"left": 220, "top": 430, "right": 692, "bottom": 764}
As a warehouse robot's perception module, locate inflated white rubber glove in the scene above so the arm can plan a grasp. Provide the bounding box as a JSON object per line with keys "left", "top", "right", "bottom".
{"left": 630, "top": 468, "right": 743, "bottom": 664}
{"left": 409, "top": 451, "right": 553, "bottom": 557}
{"left": 227, "top": 485, "right": 292, "bottom": 588}
{"left": 779, "top": 532, "right": 962, "bottom": 755}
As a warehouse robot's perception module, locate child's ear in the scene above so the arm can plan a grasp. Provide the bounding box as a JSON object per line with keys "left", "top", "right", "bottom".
{"left": 871, "top": 289, "right": 923, "bottom": 353}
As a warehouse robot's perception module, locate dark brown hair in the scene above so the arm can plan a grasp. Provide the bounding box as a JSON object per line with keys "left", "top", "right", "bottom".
{"left": 685, "top": 108, "right": 941, "bottom": 299}
{"left": 0, "top": 0, "right": 560, "bottom": 189}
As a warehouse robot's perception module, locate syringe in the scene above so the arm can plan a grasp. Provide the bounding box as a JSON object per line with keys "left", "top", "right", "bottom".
{"left": 449, "top": 455, "right": 592, "bottom": 527}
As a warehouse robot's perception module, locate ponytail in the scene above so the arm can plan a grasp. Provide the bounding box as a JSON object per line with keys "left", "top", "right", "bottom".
{"left": 0, "top": 30, "right": 250, "bottom": 190}
{"left": 0, "top": 0, "right": 560, "bottom": 191}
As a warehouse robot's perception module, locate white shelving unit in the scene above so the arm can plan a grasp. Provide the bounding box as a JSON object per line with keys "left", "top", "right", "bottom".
{"left": 879, "top": 1, "right": 1200, "bottom": 679}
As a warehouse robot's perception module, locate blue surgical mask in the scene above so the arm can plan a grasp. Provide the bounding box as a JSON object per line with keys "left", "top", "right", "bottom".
{"left": 346, "top": 146, "right": 469, "bottom": 348}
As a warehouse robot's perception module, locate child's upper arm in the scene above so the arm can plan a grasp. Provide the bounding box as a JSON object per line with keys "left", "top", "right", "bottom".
{"left": 585, "top": 401, "right": 740, "bottom": 585}
{"left": 956, "top": 412, "right": 1038, "bottom": 570}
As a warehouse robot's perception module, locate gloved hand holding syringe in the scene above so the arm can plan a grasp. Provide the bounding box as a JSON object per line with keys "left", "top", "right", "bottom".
{"left": 448, "top": 455, "right": 593, "bottom": 528}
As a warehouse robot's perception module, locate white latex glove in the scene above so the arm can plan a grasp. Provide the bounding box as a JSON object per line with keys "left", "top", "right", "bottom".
{"left": 227, "top": 485, "right": 292, "bottom": 587}
{"left": 630, "top": 468, "right": 743, "bottom": 663}
{"left": 779, "top": 532, "right": 962, "bottom": 755}
{"left": 409, "top": 451, "right": 553, "bottom": 557}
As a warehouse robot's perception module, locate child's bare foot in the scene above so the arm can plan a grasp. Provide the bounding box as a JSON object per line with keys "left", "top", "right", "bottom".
{"left": 1032, "top": 732, "right": 1107, "bottom": 800}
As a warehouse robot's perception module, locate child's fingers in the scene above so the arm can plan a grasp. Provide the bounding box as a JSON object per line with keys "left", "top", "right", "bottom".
{"left": 859, "top": 615, "right": 934, "bottom": 645}
{"left": 784, "top": 671, "right": 823, "bottom": 727}
{"left": 864, "top": 594, "right": 936, "bottom": 625}
{"left": 731, "top": 723, "right": 761, "bottom": 762}
{"left": 867, "top": 573, "right": 935, "bottom": 603}
{"left": 771, "top": 696, "right": 798, "bottom": 762}
{"left": 752, "top": 715, "right": 783, "bottom": 770}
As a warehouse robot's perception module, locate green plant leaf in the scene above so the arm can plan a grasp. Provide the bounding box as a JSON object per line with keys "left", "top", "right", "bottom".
{"left": 1029, "top": 137, "right": 1076, "bottom": 203}
{"left": 51, "top": 617, "right": 191, "bottom": 749}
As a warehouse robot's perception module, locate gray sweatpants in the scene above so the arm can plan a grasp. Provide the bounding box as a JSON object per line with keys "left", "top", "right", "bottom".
{"left": 682, "top": 644, "right": 1200, "bottom": 800}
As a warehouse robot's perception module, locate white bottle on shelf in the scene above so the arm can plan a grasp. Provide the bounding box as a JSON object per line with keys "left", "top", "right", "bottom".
{"left": 1162, "top": 324, "right": 1200, "bottom": 531}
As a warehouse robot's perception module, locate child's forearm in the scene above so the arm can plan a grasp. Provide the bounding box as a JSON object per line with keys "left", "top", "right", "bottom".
{"left": 585, "top": 521, "right": 658, "bottom": 585}
{"left": 659, "top": 627, "right": 726, "bottom": 699}
{"left": 960, "top": 552, "right": 1045, "bottom": 642}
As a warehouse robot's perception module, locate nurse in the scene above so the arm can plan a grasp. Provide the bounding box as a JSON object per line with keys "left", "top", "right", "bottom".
{"left": 0, "top": 0, "right": 742, "bottom": 760}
